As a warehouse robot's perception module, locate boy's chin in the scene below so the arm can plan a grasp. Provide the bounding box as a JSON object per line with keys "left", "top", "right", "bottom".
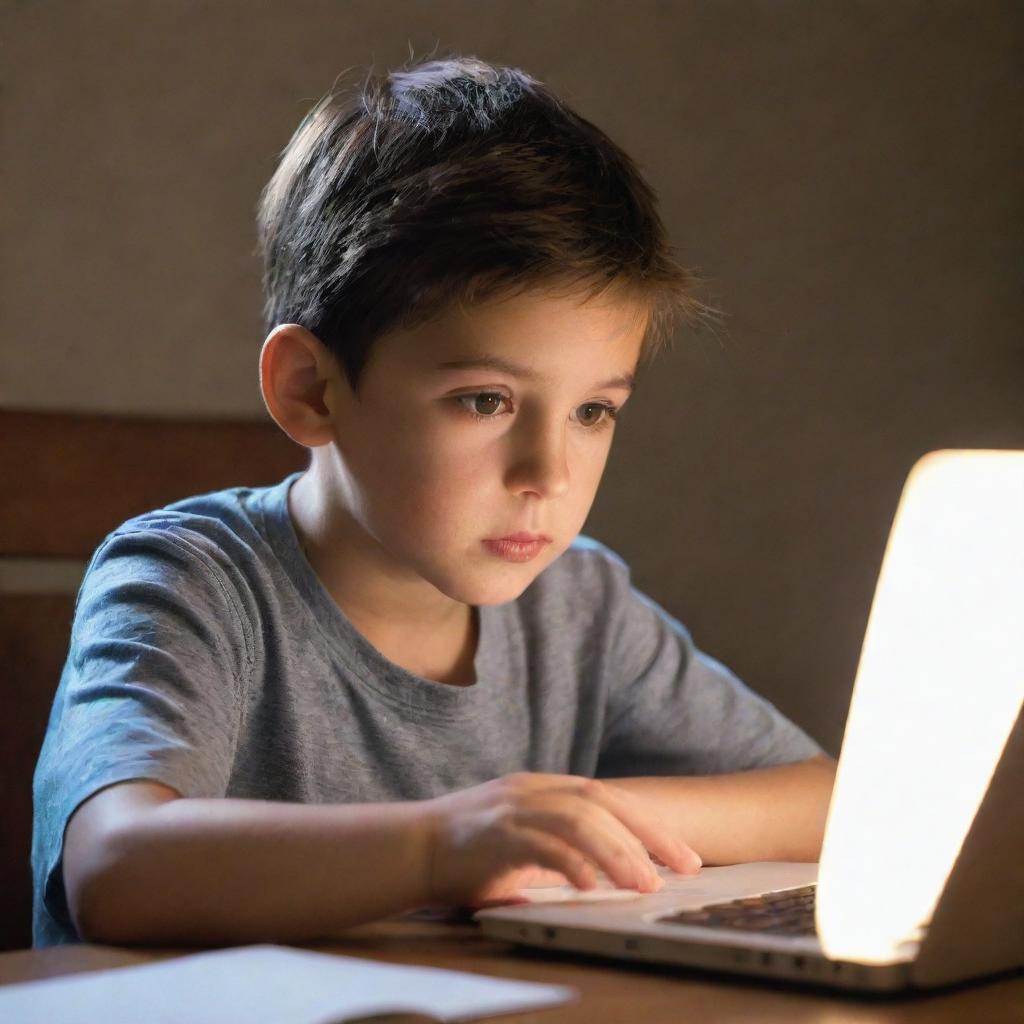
{"left": 433, "top": 563, "right": 546, "bottom": 607}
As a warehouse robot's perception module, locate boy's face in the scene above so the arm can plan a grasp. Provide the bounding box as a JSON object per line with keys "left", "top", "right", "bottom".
{"left": 314, "top": 285, "right": 648, "bottom": 607}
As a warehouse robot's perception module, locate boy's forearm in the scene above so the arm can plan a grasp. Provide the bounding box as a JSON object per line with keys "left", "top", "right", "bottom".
{"left": 605, "top": 754, "right": 837, "bottom": 865}
{"left": 76, "top": 797, "right": 432, "bottom": 945}
{"left": 73, "top": 756, "right": 835, "bottom": 944}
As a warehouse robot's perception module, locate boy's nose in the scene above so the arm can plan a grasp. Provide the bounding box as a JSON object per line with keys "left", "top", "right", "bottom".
{"left": 504, "top": 420, "right": 571, "bottom": 499}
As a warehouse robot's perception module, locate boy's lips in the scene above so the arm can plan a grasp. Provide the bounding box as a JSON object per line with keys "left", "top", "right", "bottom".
{"left": 485, "top": 531, "right": 551, "bottom": 543}
{"left": 481, "top": 534, "right": 552, "bottom": 563}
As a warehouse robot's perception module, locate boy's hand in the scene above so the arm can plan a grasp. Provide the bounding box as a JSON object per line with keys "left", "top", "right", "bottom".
{"left": 419, "top": 772, "right": 701, "bottom": 909}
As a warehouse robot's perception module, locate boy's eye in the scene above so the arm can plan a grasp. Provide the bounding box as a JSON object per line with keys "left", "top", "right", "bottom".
{"left": 460, "top": 392, "right": 508, "bottom": 417}
{"left": 577, "top": 402, "right": 614, "bottom": 428}
{"left": 453, "top": 392, "right": 619, "bottom": 430}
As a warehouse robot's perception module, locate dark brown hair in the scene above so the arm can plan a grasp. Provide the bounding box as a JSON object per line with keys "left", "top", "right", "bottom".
{"left": 256, "top": 54, "right": 716, "bottom": 393}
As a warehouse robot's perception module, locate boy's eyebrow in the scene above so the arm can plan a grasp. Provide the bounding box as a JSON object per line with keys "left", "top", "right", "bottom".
{"left": 436, "top": 356, "right": 635, "bottom": 393}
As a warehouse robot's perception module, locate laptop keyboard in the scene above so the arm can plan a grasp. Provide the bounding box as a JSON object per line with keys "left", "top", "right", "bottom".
{"left": 658, "top": 884, "right": 818, "bottom": 936}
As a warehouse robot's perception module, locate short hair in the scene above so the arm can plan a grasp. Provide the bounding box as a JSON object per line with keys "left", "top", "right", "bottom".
{"left": 256, "top": 54, "right": 717, "bottom": 394}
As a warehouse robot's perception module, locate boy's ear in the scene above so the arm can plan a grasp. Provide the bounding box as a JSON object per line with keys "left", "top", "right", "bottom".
{"left": 259, "top": 324, "right": 349, "bottom": 448}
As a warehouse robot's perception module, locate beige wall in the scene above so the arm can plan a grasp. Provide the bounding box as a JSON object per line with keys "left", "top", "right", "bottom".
{"left": 3, "top": 1, "right": 1022, "bottom": 754}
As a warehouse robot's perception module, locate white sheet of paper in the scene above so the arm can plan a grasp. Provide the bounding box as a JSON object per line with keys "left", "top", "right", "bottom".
{"left": 0, "top": 944, "right": 577, "bottom": 1024}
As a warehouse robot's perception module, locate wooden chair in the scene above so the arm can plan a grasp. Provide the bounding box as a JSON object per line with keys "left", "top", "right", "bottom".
{"left": 0, "top": 409, "right": 306, "bottom": 950}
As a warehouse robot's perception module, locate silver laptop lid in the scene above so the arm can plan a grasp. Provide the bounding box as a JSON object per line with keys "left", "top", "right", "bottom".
{"left": 816, "top": 450, "right": 1024, "bottom": 967}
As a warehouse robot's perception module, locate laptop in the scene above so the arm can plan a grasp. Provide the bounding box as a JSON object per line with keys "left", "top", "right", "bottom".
{"left": 475, "top": 449, "right": 1024, "bottom": 993}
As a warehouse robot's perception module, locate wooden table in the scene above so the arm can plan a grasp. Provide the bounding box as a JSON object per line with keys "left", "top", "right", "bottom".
{"left": 1, "top": 915, "right": 1021, "bottom": 1023}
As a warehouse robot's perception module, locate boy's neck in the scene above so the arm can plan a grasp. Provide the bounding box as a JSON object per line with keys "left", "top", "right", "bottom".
{"left": 287, "top": 468, "right": 479, "bottom": 686}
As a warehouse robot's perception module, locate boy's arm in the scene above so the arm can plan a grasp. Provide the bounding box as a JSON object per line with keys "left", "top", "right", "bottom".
{"left": 65, "top": 771, "right": 708, "bottom": 943}
{"left": 64, "top": 780, "right": 433, "bottom": 945}
{"left": 603, "top": 753, "right": 837, "bottom": 865}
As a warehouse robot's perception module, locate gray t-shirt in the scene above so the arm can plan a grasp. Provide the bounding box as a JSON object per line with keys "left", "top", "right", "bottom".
{"left": 31, "top": 471, "right": 822, "bottom": 946}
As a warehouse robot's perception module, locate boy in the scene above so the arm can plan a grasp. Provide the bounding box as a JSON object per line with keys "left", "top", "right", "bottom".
{"left": 32, "top": 55, "right": 835, "bottom": 948}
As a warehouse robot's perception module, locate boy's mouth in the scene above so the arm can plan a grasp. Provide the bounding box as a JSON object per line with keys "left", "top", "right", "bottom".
{"left": 481, "top": 535, "right": 551, "bottom": 562}
{"left": 486, "top": 531, "right": 551, "bottom": 544}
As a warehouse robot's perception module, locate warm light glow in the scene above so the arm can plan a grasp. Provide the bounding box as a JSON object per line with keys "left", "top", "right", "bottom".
{"left": 817, "top": 450, "right": 1024, "bottom": 964}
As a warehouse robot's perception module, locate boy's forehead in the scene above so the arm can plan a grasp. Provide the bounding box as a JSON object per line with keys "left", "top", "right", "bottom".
{"left": 388, "top": 288, "right": 648, "bottom": 380}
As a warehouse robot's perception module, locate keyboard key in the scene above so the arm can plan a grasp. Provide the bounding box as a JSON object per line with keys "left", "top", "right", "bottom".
{"left": 658, "top": 885, "right": 818, "bottom": 936}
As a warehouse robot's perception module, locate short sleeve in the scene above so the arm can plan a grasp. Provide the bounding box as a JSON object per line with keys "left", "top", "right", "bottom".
{"left": 31, "top": 526, "right": 251, "bottom": 943}
{"left": 596, "top": 576, "right": 823, "bottom": 778}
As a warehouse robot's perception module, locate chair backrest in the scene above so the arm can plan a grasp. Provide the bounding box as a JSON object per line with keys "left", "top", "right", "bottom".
{"left": 0, "top": 409, "right": 306, "bottom": 950}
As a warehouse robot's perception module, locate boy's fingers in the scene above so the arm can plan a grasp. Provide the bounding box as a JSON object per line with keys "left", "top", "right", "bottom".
{"left": 510, "top": 827, "right": 597, "bottom": 892}
{"left": 503, "top": 773, "right": 699, "bottom": 880}
{"left": 514, "top": 803, "right": 659, "bottom": 892}
{"left": 504, "top": 865, "right": 570, "bottom": 889}
{"left": 588, "top": 782, "right": 702, "bottom": 876}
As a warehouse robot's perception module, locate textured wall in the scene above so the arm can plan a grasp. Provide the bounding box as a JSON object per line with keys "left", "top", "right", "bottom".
{"left": 3, "top": 0, "right": 1021, "bottom": 753}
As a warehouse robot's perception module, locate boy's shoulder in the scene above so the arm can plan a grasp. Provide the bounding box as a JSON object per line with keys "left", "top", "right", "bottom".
{"left": 114, "top": 480, "right": 264, "bottom": 530}
{"left": 90, "top": 477, "right": 290, "bottom": 585}
{"left": 110, "top": 476, "right": 285, "bottom": 539}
